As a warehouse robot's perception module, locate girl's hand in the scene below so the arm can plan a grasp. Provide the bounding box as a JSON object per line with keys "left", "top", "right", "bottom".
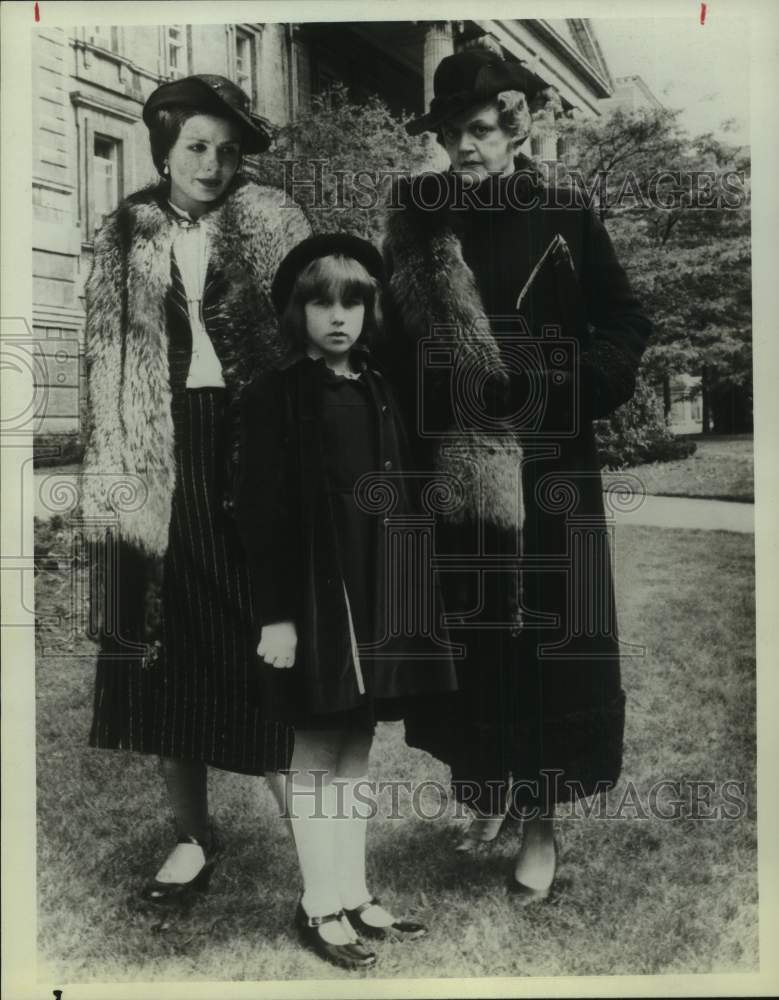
{"left": 257, "top": 621, "right": 297, "bottom": 669}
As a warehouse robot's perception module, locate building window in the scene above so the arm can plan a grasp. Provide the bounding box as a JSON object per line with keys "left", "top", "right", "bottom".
{"left": 235, "top": 29, "right": 257, "bottom": 103}
{"left": 89, "top": 26, "right": 120, "bottom": 54}
{"left": 71, "top": 92, "right": 135, "bottom": 243}
{"left": 166, "top": 25, "right": 188, "bottom": 79}
{"left": 93, "top": 135, "right": 122, "bottom": 229}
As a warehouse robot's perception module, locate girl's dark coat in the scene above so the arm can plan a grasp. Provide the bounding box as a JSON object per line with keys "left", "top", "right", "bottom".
{"left": 380, "top": 159, "right": 654, "bottom": 801}
{"left": 236, "top": 355, "right": 458, "bottom": 719}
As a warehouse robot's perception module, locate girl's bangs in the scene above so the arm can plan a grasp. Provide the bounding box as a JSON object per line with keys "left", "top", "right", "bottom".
{"left": 294, "top": 254, "right": 376, "bottom": 303}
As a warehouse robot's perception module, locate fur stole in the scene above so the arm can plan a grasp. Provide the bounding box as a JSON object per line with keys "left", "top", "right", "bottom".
{"left": 81, "top": 177, "right": 311, "bottom": 557}
{"left": 383, "top": 171, "right": 529, "bottom": 534}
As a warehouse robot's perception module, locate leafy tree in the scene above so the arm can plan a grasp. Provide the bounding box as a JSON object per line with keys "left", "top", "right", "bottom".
{"left": 559, "top": 107, "right": 752, "bottom": 432}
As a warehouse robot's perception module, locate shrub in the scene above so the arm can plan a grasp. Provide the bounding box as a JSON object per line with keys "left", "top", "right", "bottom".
{"left": 250, "top": 83, "right": 434, "bottom": 244}
{"left": 594, "top": 375, "right": 697, "bottom": 469}
{"left": 34, "top": 432, "right": 84, "bottom": 469}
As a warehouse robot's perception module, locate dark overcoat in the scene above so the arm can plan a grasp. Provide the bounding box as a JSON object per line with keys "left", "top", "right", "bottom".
{"left": 236, "top": 353, "right": 458, "bottom": 721}
{"left": 380, "top": 159, "right": 653, "bottom": 804}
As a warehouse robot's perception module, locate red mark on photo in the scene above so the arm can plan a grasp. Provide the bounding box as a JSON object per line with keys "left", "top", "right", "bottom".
{"left": 34, "top": 1, "right": 40, "bottom": 21}
{"left": 700, "top": 2, "right": 707, "bottom": 25}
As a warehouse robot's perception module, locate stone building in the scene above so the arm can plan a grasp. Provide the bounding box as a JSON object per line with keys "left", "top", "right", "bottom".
{"left": 32, "top": 18, "right": 615, "bottom": 436}
{"left": 605, "top": 74, "right": 664, "bottom": 114}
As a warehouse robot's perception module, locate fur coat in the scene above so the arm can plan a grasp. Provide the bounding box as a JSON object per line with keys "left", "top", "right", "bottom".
{"left": 381, "top": 160, "right": 653, "bottom": 802}
{"left": 381, "top": 161, "right": 651, "bottom": 532}
{"left": 81, "top": 177, "right": 311, "bottom": 558}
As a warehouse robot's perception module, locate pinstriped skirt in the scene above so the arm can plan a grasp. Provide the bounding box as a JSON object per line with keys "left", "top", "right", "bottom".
{"left": 89, "top": 388, "right": 293, "bottom": 775}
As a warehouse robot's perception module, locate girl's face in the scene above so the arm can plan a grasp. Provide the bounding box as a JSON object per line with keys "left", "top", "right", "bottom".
{"left": 304, "top": 292, "right": 365, "bottom": 363}
{"left": 167, "top": 114, "right": 242, "bottom": 217}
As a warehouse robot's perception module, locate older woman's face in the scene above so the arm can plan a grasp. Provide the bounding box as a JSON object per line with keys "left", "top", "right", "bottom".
{"left": 440, "top": 101, "right": 515, "bottom": 181}
{"left": 167, "top": 114, "right": 242, "bottom": 217}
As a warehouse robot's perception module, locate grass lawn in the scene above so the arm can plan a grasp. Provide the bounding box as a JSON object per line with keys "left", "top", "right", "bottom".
{"left": 602, "top": 434, "right": 754, "bottom": 502}
{"left": 34, "top": 520, "right": 757, "bottom": 984}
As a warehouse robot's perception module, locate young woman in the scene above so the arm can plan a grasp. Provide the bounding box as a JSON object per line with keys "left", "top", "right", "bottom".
{"left": 81, "top": 74, "right": 310, "bottom": 904}
{"left": 236, "top": 234, "right": 457, "bottom": 970}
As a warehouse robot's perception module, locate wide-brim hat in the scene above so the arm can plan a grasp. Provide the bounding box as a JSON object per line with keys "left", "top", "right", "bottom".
{"left": 143, "top": 73, "right": 272, "bottom": 153}
{"left": 406, "top": 48, "right": 543, "bottom": 136}
{"left": 271, "top": 233, "right": 385, "bottom": 315}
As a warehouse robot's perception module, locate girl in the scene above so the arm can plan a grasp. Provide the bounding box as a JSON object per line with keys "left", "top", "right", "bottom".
{"left": 236, "top": 234, "right": 457, "bottom": 970}
{"left": 82, "top": 74, "right": 310, "bottom": 904}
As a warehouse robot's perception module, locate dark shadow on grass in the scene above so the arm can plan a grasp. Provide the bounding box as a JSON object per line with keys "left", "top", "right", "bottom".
{"left": 367, "top": 818, "right": 516, "bottom": 898}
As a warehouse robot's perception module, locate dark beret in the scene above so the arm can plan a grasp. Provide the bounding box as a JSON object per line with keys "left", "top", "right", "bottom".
{"left": 271, "top": 233, "right": 385, "bottom": 315}
{"left": 143, "top": 73, "right": 272, "bottom": 153}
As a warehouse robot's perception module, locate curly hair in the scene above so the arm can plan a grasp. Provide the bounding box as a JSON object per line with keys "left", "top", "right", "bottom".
{"left": 436, "top": 89, "right": 532, "bottom": 149}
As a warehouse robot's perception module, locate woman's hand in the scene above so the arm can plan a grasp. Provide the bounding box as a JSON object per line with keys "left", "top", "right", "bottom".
{"left": 257, "top": 621, "right": 297, "bottom": 669}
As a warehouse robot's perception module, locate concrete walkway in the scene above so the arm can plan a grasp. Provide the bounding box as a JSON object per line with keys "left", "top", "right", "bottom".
{"left": 609, "top": 493, "right": 754, "bottom": 534}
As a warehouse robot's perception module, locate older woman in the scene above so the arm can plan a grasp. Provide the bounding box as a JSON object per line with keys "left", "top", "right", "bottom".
{"left": 81, "top": 74, "right": 310, "bottom": 903}
{"left": 382, "top": 49, "right": 652, "bottom": 900}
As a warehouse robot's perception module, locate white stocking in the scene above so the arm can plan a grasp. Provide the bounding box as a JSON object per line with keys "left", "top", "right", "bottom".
{"left": 334, "top": 775, "right": 371, "bottom": 910}
{"left": 287, "top": 773, "right": 341, "bottom": 918}
{"left": 334, "top": 776, "right": 394, "bottom": 928}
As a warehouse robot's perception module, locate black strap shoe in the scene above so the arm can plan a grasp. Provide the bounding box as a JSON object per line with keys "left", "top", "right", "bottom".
{"left": 343, "top": 896, "right": 427, "bottom": 941}
{"left": 295, "top": 902, "right": 377, "bottom": 970}
{"left": 140, "top": 831, "right": 222, "bottom": 906}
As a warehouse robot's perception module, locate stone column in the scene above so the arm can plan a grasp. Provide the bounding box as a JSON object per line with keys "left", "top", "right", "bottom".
{"left": 422, "top": 22, "right": 454, "bottom": 109}
{"left": 537, "top": 132, "right": 559, "bottom": 162}
{"left": 530, "top": 87, "right": 564, "bottom": 164}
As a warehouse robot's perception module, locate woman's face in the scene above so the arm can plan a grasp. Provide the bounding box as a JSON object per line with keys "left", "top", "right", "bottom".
{"left": 440, "top": 101, "right": 516, "bottom": 181}
{"left": 167, "top": 114, "right": 242, "bottom": 217}
{"left": 304, "top": 292, "right": 365, "bottom": 363}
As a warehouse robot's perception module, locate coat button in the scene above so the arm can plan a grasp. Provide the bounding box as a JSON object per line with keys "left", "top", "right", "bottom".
{"left": 222, "top": 496, "right": 235, "bottom": 513}
{"left": 383, "top": 460, "right": 393, "bottom": 471}
{"left": 381, "top": 404, "right": 389, "bottom": 415}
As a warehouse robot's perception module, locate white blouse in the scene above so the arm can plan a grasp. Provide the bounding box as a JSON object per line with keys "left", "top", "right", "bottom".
{"left": 168, "top": 201, "right": 226, "bottom": 390}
